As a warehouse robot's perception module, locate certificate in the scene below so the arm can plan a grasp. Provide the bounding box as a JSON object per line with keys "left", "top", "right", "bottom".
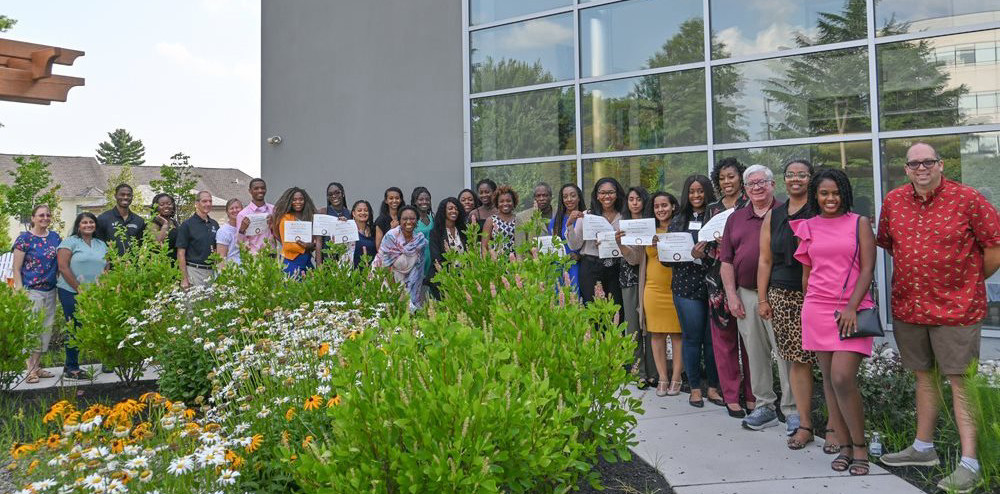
{"left": 596, "top": 231, "right": 622, "bottom": 259}
{"left": 657, "top": 233, "right": 695, "bottom": 262}
{"left": 582, "top": 214, "right": 615, "bottom": 240}
{"left": 698, "top": 209, "right": 735, "bottom": 243}
{"left": 247, "top": 213, "right": 269, "bottom": 236}
{"left": 535, "top": 236, "right": 563, "bottom": 256}
{"left": 620, "top": 218, "right": 656, "bottom": 245}
{"left": 283, "top": 221, "right": 313, "bottom": 243}
{"left": 312, "top": 214, "right": 339, "bottom": 236}
{"left": 330, "top": 220, "right": 360, "bottom": 244}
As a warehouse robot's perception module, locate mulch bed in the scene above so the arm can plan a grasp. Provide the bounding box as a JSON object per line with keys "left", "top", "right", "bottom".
{"left": 579, "top": 451, "right": 674, "bottom": 494}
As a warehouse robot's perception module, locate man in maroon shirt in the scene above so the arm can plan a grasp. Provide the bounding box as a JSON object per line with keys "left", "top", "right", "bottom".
{"left": 720, "top": 164, "right": 795, "bottom": 431}
{"left": 877, "top": 142, "right": 1000, "bottom": 493}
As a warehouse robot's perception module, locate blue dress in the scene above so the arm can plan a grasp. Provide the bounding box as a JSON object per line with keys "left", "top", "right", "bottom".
{"left": 549, "top": 216, "right": 581, "bottom": 297}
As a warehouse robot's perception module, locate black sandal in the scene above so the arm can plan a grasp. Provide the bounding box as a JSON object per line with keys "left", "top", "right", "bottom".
{"left": 822, "top": 429, "right": 842, "bottom": 454}
{"left": 787, "top": 426, "right": 815, "bottom": 450}
{"left": 831, "top": 445, "right": 852, "bottom": 472}
{"left": 849, "top": 443, "right": 870, "bottom": 476}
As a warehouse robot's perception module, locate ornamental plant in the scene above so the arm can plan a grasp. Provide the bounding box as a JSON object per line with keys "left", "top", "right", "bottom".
{"left": 968, "top": 360, "right": 999, "bottom": 490}
{"left": 0, "top": 285, "right": 44, "bottom": 390}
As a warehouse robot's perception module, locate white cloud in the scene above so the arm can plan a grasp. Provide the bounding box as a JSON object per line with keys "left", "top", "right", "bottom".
{"left": 500, "top": 18, "right": 573, "bottom": 50}
{"left": 716, "top": 22, "right": 819, "bottom": 58}
{"left": 154, "top": 42, "right": 257, "bottom": 83}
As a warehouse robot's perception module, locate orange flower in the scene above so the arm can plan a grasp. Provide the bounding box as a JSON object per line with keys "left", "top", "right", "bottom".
{"left": 45, "top": 434, "right": 61, "bottom": 449}
{"left": 317, "top": 342, "right": 330, "bottom": 357}
{"left": 285, "top": 407, "right": 297, "bottom": 421}
{"left": 226, "top": 449, "right": 245, "bottom": 469}
{"left": 9, "top": 442, "right": 36, "bottom": 459}
{"left": 303, "top": 395, "right": 322, "bottom": 411}
{"left": 301, "top": 435, "right": 313, "bottom": 448}
{"left": 184, "top": 409, "right": 197, "bottom": 420}
{"left": 280, "top": 430, "right": 290, "bottom": 446}
{"left": 111, "top": 438, "right": 125, "bottom": 454}
{"left": 327, "top": 395, "right": 342, "bottom": 408}
{"left": 139, "top": 392, "right": 163, "bottom": 404}
{"left": 27, "top": 459, "right": 39, "bottom": 474}
{"left": 246, "top": 434, "right": 263, "bottom": 453}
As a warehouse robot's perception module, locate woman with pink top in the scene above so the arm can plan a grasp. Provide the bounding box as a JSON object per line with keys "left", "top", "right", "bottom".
{"left": 792, "top": 168, "right": 875, "bottom": 477}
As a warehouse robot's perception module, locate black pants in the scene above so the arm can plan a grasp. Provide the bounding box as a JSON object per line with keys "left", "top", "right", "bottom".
{"left": 579, "top": 255, "right": 624, "bottom": 325}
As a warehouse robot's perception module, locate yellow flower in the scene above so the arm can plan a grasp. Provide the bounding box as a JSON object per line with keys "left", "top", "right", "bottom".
{"left": 285, "top": 407, "right": 297, "bottom": 421}
{"left": 27, "top": 459, "right": 39, "bottom": 474}
{"left": 301, "top": 435, "right": 313, "bottom": 448}
{"left": 111, "top": 439, "right": 125, "bottom": 454}
{"left": 226, "top": 449, "right": 245, "bottom": 469}
{"left": 246, "top": 434, "right": 263, "bottom": 453}
{"left": 317, "top": 342, "right": 330, "bottom": 357}
{"left": 184, "top": 409, "right": 197, "bottom": 420}
{"left": 280, "top": 430, "right": 290, "bottom": 446}
{"left": 303, "top": 395, "right": 322, "bottom": 411}
{"left": 10, "top": 442, "right": 36, "bottom": 459}
{"left": 138, "top": 392, "right": 163, "bottom": 404}
{"left": 327, "top": 395, "right": 342, "bottom": 408}
{"left": 45, "top": 434, "right": 61, "bottom": 449}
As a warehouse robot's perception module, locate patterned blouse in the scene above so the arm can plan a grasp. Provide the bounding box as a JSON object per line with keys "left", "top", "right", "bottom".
{"left": 668, "top": 210, "right": 709, "bottom": 300}
{"left": 13, "top": 230, "right": 62, "bottom": 291}
{"left": 446, "top": 227, "right": 465, "bottom": 253}
{"left": 490, "top": 214, "right": 516, "bottom": 255}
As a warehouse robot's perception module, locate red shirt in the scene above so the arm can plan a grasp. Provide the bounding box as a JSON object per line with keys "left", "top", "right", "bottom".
{"left": 720, "top": 200, "right": 780, "bottom": 290}
{"left": 876, "top": 179, "right": 1000, "bottom": 326}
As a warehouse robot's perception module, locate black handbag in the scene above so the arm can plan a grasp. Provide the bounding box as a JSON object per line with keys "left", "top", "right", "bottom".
{"left": 835, "top": 216, "right": 884, "bottom": 340}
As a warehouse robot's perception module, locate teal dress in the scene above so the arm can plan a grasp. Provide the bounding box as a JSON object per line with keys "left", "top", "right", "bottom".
{"left": 415, "top": 216, "right": 434, "bottom": 277}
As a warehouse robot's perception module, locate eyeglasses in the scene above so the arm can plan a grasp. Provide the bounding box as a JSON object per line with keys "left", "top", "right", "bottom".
{"left": 745, "top": 180, "right": 773, "bottom": 189}
{"left": 784, "top": 172, "right": 810, "bottom": 180}
{"left": 597, "top": 190, "right": 617, "bottom": 197}
{"left": 905, "top": 159, "right": 940, "bottom": 170}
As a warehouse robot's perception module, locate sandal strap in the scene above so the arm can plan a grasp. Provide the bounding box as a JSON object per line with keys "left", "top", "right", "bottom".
{"left": 795, "top": 426, "right": 813, "bottom": 434}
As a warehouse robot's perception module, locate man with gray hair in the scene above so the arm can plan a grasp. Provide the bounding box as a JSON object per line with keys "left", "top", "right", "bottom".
{"left": 719, "top": 164, "right": 797, "bottom": 431}
{"left": 177, "top": 190, "right": 219, "bottom": 288}
{"left": 515, "top": 181, "right": 555, "bottom": 245}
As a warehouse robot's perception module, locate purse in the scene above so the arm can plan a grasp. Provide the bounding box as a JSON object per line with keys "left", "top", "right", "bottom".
{"left": 835, "top": 216, "right": 884, "bottom": 340}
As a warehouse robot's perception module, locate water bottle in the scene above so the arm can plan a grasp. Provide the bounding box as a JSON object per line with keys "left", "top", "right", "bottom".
{"left": 870, "top": 432, "right": 883, "bottom": 458}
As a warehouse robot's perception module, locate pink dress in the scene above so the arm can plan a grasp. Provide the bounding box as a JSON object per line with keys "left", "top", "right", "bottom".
{"left": 791, "top": 213, "right": 875, "bottom": 355}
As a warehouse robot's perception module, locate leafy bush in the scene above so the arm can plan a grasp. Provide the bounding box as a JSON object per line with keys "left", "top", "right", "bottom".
{"left": 858, "top": 343, "right": 916, "bottom": 444}
{"left": 0, "top": 285, "right": 43, "bottom": 390}
{"left": 75, "top": 237, "right": 178, "bottom": 384}
{"left": 968, "top": 361, "right": 999, "bottom": 489}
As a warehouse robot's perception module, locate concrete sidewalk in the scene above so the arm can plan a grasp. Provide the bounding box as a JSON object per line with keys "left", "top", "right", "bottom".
{"left": 10, "top": 364, "right": 160, "bottom": 391}
{"left": 629, "top": 386, "right": 924, "bottom": 494}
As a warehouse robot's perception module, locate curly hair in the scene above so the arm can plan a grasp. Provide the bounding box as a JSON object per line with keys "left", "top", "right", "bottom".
{"left": 494, "top": 185, "right": 519, "bottom": 209}
{"left": 271, "top": 187, "right": 317, "bottom": 238}
{"left": 711, "top": 157, "right": 746, "bottom": 197}
{"left": 807, "top": 168, "right": 854, "bottom": 216}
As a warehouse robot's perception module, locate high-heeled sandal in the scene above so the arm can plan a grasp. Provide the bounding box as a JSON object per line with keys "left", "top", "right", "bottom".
{"left": 849, "top": 443, "right": 870, "bottom": 476}
{"left": 787, "top": 426, "right": 815, "bottom": 450}
{"left": 831, "top": 445, "right": 852, "bottom": 472}
{"left": 656, "top": 381, "right": 669, "bottom": 397}
{"left": 665, "top": 381, "right": 682, "bottom": 396}
{"left": 822, "top": 429, "right": 842, "bottom": 454}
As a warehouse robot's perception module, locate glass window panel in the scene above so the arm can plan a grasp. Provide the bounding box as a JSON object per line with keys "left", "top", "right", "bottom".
{"left": 879, "top": 30, "right": 1000, "bottom": 130}
{"left": 875, "top": 0, "right": 1000, "bottom": 36}
{"left": 880, "top": 131, "right": 1000, "bottom": 329}
{"left": 581, "top": 69, "right": 707, "bottom": 153}
{"left": 977, "top": 43, "right": 997, "bottom": 64}
{"left": 957, "top": 45, "right": 977, "bottom": 65}
{"left": 980, "top": 92, "right": 998, "bottom": 112}
{"left": 720, "top": 141, "right": 874, "bottom": 210}
{"left": 712, "top": 47, "right": 870, "bottom": 144}
{"left": 471, "top": 161, "right": 577, "bottom": 212}
{"left": 471, "top": 86, "right": 576, "bottom": 162}
{"left": 709, "top": 0, "right": 865, "bottom": 59}
{"left": 582, "top": 152, "right": 708, "bottom": 196}
{"left": 471, "top": 14, "right": 575, "bottom": 93}
{"left": 580, "top": 0, "right": 703, "bottom": 77}
{"left": 470, "top": 0, "right": 571, "bottom": 26}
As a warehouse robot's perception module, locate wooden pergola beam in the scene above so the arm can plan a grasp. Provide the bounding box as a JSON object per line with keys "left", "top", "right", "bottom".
{"left": 0, "top": 38, "right": 84, "bottom": 104}
{"left": 0, "top": 39, "right": 83, "bottom": 65}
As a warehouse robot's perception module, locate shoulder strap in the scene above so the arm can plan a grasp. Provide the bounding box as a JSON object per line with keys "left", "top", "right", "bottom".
{"left": 837, "top": 215, "right": 862, "bottom": 307}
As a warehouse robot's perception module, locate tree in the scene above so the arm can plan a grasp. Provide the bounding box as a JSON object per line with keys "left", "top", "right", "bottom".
{"left": 0, "top": 15, "right": 15, "bottom": 32}
{"left": 0, "top": 156, "right": 61, "bottom": 231}
{"left": 149, "top": 152, "right": 200, "bottom": 218}
{"left": 96, "top": 128, "right": 146, "bottom": 167}
{"left": 103, "top": 164, "right": 144, "bottom": 212}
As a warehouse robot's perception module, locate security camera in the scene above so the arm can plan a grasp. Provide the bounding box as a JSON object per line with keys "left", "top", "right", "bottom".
{"left": 266, "top": 135, "right": 282, "bottom": 145}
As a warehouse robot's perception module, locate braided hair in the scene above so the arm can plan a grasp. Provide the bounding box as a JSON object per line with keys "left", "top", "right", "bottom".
{"left": 807, "top": 168, "right": 854, "bottom": 215}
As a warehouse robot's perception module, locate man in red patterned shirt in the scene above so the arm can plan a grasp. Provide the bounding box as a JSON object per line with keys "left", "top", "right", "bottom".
{"left": 877, "top": 142, "right": 1000, "bottom": 493}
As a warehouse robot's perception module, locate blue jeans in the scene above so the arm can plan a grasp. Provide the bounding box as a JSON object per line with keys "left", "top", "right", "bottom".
{"left": 57, "top": 287, "right": 81, "bottom": 372}
{"left": 675, "top": 295, "right": 719, "bottom": 389}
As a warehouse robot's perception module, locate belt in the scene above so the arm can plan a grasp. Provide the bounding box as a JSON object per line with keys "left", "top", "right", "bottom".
{"left": 186, "top": 262, "right": 213, "bottom": 270}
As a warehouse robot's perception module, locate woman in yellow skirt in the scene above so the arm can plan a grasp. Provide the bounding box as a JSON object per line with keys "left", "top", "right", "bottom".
{"left": 622, "top": 191, "right": 683, "bottom": 397}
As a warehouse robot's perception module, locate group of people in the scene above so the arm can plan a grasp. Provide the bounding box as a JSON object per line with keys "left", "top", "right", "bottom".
{"left": 8, "top": 142, "right": 997, "bottom": 492}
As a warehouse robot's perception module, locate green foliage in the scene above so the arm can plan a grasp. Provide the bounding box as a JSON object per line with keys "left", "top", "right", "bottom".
{"left": 0, "top": 286, "right": 43, "bottom": 390}
{"left": 858, "top": 344, "right": 917, "bottom": 443}
{"left": 96, "top": 128, "right": 146, "bottom": 168}
{"left": 967, "top": 363, "right": 1000, "bottom": 488}
{"left": 0, "top": 155, "right": 62, "bottom": 230}
{"left": 290, "top": 244, "right": 407, "bottom": 317}
{"left": 150, "top": 152, "right": 200, "bottom": 219}
{"left": 0, "top": 15, "right": 16, "bottom": 32}
{"left": 102, "top": 164, "right": 144, "bottom": 211}
{"left": 74, "top": 235, "right": 178, "bottom": 385}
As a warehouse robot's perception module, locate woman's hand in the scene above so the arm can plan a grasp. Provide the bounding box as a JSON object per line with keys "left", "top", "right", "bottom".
{"left": 691, "top": 241, "right": 708, "bottom": 259}
{"left": 758, "top": 299, "right": 772, "bottom": 320}
{"left": 651, "top": 234, "right": 659, "bottom": 247}
{"left": 836, "top": 306, "right": 858, "bottom": 338}
{"left": 568, "top": 210, "right": 584, "bottom": 225}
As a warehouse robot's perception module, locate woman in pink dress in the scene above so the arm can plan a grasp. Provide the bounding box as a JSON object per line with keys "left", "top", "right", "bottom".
{"left": 791, "top": 168, "right": 875, "bottom": 477}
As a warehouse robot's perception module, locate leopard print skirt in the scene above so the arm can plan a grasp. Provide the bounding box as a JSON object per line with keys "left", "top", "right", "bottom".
{"left": 767, "top": 286, "right": 816, "bottom": 364}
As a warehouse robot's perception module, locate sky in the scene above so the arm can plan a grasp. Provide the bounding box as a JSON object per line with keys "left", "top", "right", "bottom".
{"left": 0, "top": 0, "right": 261, "bottom": 176}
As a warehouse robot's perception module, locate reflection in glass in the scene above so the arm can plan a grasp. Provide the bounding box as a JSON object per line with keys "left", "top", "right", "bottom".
{"left": 713, "top": 47, "right": 870, "bottom": 143}
{"left": 471, "top": 161, "right": 577, "bottom": 212}
{"left": 471, "top": 87, "right": 576, "bottom": 162}
{"left": 471, "top": 14, "right": 575, "bottom": 93}
{"left": 582, "top": 69, "right": 706, "bottom": 153}
{"left": 880, "top": 30, "right": 1000, "bottom": 131}
{"left": 580, "top": 0, "right": 703, "bottom": 77}
{"left": 582, "top": 152, "right": 707, "bottom": 195}
{"left": 720, "top": 141, "right": 874, "bottom": 207}
{"left": 710, "top": 0, "right": 865, "bottom": 58}
{"left": 875, "top": 0, "right": 1000, "bottom": 35}
{"left": 470, "top": 0, "right": 571, "bottom": 26}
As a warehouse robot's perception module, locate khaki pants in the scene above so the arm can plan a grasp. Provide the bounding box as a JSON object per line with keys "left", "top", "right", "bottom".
{"left": 737, "top": 287, "right": 796, "bottom": 415}
{"left": 26, "top": 289, "right": 56, "bottom": 352}
{"left": 187, "top": 266, "right": 214, "bottom": 287}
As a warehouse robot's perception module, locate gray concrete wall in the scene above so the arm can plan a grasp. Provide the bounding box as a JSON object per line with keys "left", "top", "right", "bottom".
{"left": 261, "top": 0, "right": 464, "bottom": 211}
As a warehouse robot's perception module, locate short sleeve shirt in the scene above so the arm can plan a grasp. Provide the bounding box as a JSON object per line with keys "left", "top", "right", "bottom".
{"left": 876, "top": 179, "right": 1000, "bottom": 326}
{"left": 96, "top": 208, "right": 145, "bottom": 255}
{"left": 719, "top": 200, "right": 780, "bottom": 290}
{"left": 668, "top": 210, "right": 709, "bottom": 299}
{"left": 56, "top": 236, "right": 108, "bottom": 293}
{"left": 14, "top": 230, "right": 61, "bottom": 291}
{"left": 215, "top": 224, "right": 240, "bottom": 264}
{"left": 176, "top": 213, "right": 220, "bottom": 265}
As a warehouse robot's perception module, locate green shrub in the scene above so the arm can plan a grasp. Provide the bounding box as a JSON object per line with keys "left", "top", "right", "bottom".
{"left": 0, "top": 285, "right": 43, "bottom": 390}
{"left": 289, "top": 242, "right": 406, "bottom": 318}
{"left": 858, "top": 343, "right": 916, "bottom": 447}
{"left": 75, "top": 237, "right": 178, "bottom": 384}
{"left": 968, "top": 361, "right": 999, "bottom": 489}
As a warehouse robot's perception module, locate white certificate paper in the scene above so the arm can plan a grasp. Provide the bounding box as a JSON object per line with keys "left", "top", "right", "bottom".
{"left": 312, "top": 214, "right": 338, "bottom": 236}
{"left": 620, "top": 218, "right": 656, "bottom": 245}
{"left": 283, "top": 221, "right": 313, "bottom": 243}
{"left": 330, "top": 220, "right": 360, "bottom": 244}
{"left": 657, "top": 233, "right": 695, "bottom": 262}
{"left": 597, "top": 231, "right": 622, "bottom": 259}
{"left": 247, "top": 213, "right": 269, "bottom": 236}
{"left": 698, "top": 209, "right": 735, "bottom": 243}
{"left": 535, "top": 236, "right": 563, "bottom": 256}
{"left": 582, "top": 214, "right": 615, "bottom": 240}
